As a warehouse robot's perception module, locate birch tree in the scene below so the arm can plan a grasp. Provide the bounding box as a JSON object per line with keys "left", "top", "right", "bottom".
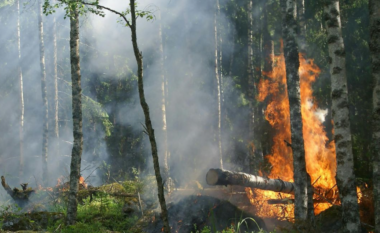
{"left": 38, "top": 0, "right": 48, "bottom": 185}
{"left": 66, "top": 2, "right": 83, "bottom": 225}
{"left": 369, "top": 0, "right": 380, "bottom": 231}
{"left": 158, "top": 10, "right": 171, "bottom": 192}
{"left": 53, "top": 0, "right": 60, "bottom": 159}
{"left": 323, "top": 0, "right": 361, "bottom": 232}
{"left": 280, "top": 0, "right": 309, "bottom": 220}
{"left": 214, "top": 0, "right": 223, "bottom": 169}
{"left": 17, "top": 0, "right": 24, "bottom": 182}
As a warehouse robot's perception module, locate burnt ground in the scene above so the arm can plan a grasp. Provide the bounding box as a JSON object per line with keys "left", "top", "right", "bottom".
{"left": 143, "top": 195, "right": 267, "bottom": 233}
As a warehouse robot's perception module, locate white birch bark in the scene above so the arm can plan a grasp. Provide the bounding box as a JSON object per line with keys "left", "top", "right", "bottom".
{"left": 17, "top": 0, "right": 24, "bottom": 182}
{"left": 38, "top": 0, "right": 48, "bottom": 185}
{"left": 324, "top": 1, "right": 361, "bottom": 232}
{"left": 66, "top": 4, "right": 83, "bottom": 225}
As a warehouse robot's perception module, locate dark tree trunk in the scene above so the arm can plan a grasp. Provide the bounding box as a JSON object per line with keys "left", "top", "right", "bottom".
{"left": 296, "top": 0, "right": 306, "bottom": 53}
{"left": 369, "top": 0, "right": 380, "bottom": 231}
{"left": 323, "top": 0, "right": 361, "bottom": 232}
{"left": 280, "top": 0, "right": 310, "bottom": 220}
{"left": 66, "top": 4, "right": 83, "bottom": 225}
{"left": 129, "top": 1, "right": 170, "bottom": 232}
{"left": 38, "top": 0, "right": 48, "bottom": 185}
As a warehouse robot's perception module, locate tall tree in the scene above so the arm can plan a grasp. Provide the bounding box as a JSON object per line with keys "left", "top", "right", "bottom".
{"left": 280, "top": 0, "right": 309, "bottom": 220}
{"left": 38, "top": 0, "right": 48, "bottom": 185}
{"left": 296, "top": 0, "right": 306, "bottom": 52}
{"left": 323, "top": 0, "right": 361, "bottom": 232}
{"left": 247, "top": 0, "right": 263, "bottom": 173}
{"left": 52, "top": 0, "right": 60, "bottom": 159}
{"left": 129, "top": 1, "right": 170, "bottom": 231}
{"left": 247, "top": 0, "right": 254, "bottom": 173}
{"left": 262, "top": 0, "right": 274, "bottom": 74}
{"left": 66, "top": 1, "right": 83, "bottom": 225}
{"left": 158, "top": 10, "right": 170, "bottom": 189}
{"left": 214, "top": 0, "right": 223, "bottom": 169}
{"left": 17, "top": 0, "right": 24, "bottom": 182}
{"left": 369, "top": 0, "right": 380, "bottom": 231}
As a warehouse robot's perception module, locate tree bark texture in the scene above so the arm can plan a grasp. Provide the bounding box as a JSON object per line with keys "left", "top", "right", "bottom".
{"left": 214, "top": 0, "right": 223, "bottom": 169}
{"left": 67, "top": 5, "right": 83, "bottom": 225}
{"left": 262, "top": 1, "right": 274, "bottom": 74}
{"left": 247, "top": 0, "right": 261, "bottom": 173}
{"left": 158, "top": 10, "right": 169, "bottom": 184}
{"left": 296, "top": 0, "right": 306, "bottom": 53}
{"left": 53, "top": 8, "right": 60, "bottom": 158}
{"left": 129, "top": 1, "right": 170, "bottom": 232}
{"left": 206, "top": 168, "right": 295, "bottom": 193}
{"left": 323, "top": 1, "right": 361, "bottom": 232}
{"left": 38, "top": 0, "right": 48, "bottom": 185}
{"left": 369, "top": 0, "right": 380, "bottom": 232}
{"left": 17, "top": 0, "right": 24, "bottom": 182}
{"left": 281, "top": 0, "right": 309, "bottom": 220}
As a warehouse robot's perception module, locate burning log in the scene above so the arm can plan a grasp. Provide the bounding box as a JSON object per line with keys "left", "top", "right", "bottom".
{"left": 206, "top": 168, "right": 295, "bottom": 194}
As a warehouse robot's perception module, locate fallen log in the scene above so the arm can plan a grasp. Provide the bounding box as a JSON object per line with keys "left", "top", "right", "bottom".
{"left": 206, "top": 168, "right": 295, "bottom": 194}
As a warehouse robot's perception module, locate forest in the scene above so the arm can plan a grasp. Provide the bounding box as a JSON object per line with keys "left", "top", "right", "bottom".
{"left": 0, "top": 0, "right": 379, "bottom": 232}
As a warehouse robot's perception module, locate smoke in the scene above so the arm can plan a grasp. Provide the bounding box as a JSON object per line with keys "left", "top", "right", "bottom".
{"left": 0, "top": 0, "right": 247, "bottom": 203}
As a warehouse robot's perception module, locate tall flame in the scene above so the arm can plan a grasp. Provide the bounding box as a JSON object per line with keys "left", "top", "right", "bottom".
{"left": 247, "top": 51, "right": 339, "bottom": 218}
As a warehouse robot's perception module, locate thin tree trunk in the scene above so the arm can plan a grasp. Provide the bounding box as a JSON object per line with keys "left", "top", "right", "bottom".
{"left": 214, "top": 0, "right": 223, "bottom": 169}
{"left": 369, "top": 0, "right": 380, "bottom": 231}
{"left": 38, "top": 0, "right": 48, "bottom": 185}
{"left": 53, "top": 7, "right": 60, "bottom": 158}
{"left": 247, "top": 0, "right": 255, "bottom": 173}
{"left": 158, "top": 10, "right": 170, "bottom": 188}
{"left": 280, "top": 0, "right": 309, "bottom": 220}
{"left": 323, "top": 1, "right": 361, "bottom": 232}
{"left": 129, "top": 1, "right": 170, "bottom": 232}
{"left": 262, "top": 1, "right": 274, "bottom": 74}
{"left": 296, "top": 0, "right": 306, "bottom": 53}
{"left": 66, "top": 4, "right": 83, "bottom": 225}
{"left": 17, "top": 0, "right": 24, "bottom": 182}
{"left": 253, "top": 0, "right": 264, "bottom": 167}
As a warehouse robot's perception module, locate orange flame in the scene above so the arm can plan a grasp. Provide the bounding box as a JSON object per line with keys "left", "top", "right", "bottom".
{"left": 247, "top": 51, "right": 339, "bottom": 219}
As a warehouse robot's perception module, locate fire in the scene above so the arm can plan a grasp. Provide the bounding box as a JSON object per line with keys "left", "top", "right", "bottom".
{"left": 247, "top": 50, "right": 339, "bottom": 219}
{"left": 79, "top": 176, "right": 87, "bottom": 189}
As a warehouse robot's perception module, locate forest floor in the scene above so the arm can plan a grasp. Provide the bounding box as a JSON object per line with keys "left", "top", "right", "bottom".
{"left": 0, "top": 176, "right": 372, "bottom": 233}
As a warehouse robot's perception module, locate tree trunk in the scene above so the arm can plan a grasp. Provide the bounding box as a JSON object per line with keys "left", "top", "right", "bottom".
{"left": 66, "top": 4, "right": 83, "bottom": 225}
{"left": 296, "top": 0, "right": 306, "bottom": 53}
{"left": 247, "top": 0, "right": 257, "bottom": 173}
{"left": 53, "top": 6, "right": 60, "bottom": 159}
{"left": 214, "top": 0, "right": 223, "bottom": 169}
{"left": 129, "top": 1, "right": 170, "bottom": 232}
{"left": 323, "top": 1, "right": 361, "bottom": 232}
{"left": 158, "top": 10, "right": 169, "bottom": 186}
{"left": 262, "top": 1, "right": 274, "bottom": 75}
{"left": 369, "top": 0, "right": 380, "bottom": 231}
{"left": 38, "top": 0, "right": 48, "bottom": 185}
{"left": 206, "top": 168, "right": 295, "bottom": 193}
{"left": 280, "top": 0, "right": 309, "bottom": 220}
{"left": 17, "top": 0, "right": 24, "bottom": 182}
